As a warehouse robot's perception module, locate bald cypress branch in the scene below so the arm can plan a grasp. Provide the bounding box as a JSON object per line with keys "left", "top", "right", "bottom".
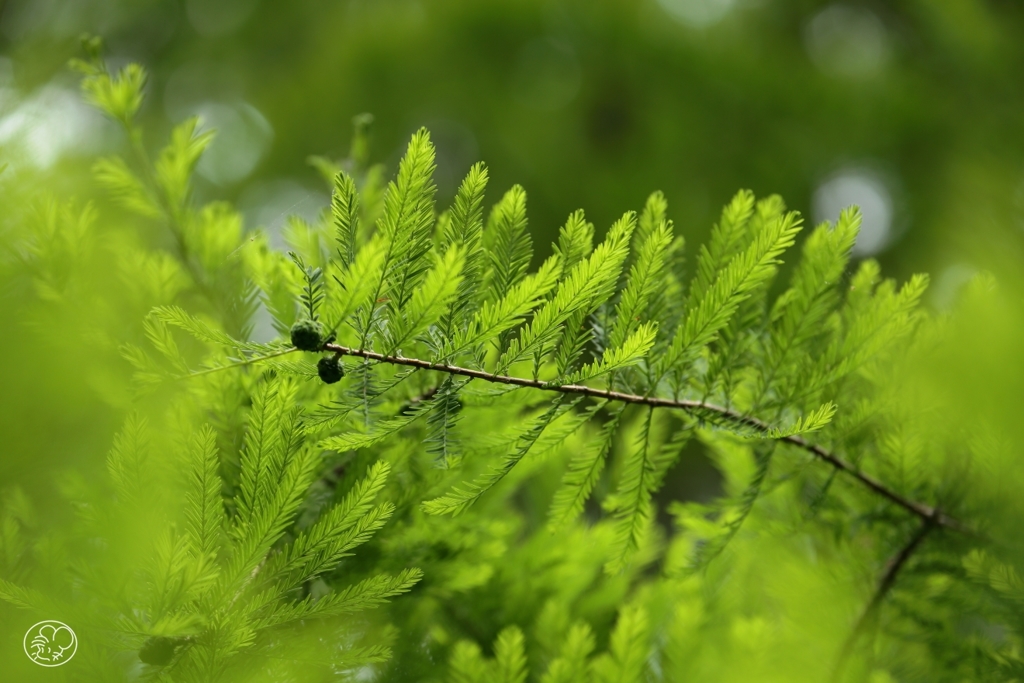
{"left": 319, "top": 341, "right": 962, "bottom": 532}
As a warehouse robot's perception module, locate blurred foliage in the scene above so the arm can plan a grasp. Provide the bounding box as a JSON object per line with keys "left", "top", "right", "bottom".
{"left": 1, "top": 1, "right": 1024, "bottom": 681}
{"left": 2, "top": 0, "right": 1023, "bottom": 276}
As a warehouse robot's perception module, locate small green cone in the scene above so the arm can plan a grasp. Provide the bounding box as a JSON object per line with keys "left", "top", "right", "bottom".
{"left": 317, "top": 356, "right": 344, "bottom": 384}
{"left": 290, "top": 319, "right": 325, "bottom": 351}
{"left": 139, "top": 636, "right": 179, "bottom": 666}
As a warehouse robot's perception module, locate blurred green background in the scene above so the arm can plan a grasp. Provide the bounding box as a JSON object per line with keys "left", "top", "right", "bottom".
{"left": 4, "top": 0, "right": 1024, "bottom": 274}
{"left": 1, "top": 0, "right": 1023, "bottom": 526}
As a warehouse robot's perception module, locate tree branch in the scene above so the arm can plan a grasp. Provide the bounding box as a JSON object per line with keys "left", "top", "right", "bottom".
{"left": 322, "top": 342, "right": 966, "bottom": 532}
{"left": 832, "top": 514, "right": 939, "bottom": 679}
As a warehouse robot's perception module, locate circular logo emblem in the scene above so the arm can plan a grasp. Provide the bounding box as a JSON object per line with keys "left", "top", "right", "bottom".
{"left": 23, "top": 620, "right": 78, "bottom": 667}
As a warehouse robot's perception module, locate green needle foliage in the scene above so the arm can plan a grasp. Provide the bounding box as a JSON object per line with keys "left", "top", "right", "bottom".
{"left": 1, "top": 45, "right": 1023, "bottom": 683}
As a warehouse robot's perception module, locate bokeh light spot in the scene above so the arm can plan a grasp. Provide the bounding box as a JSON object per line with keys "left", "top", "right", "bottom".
{"left": 0, "top": 85, "right": 111, "bottom": 169}
{"left": 804, "top": 4, "right": 891, "bottom": 78}
{"left": 238, "top": 179, "right": 327, "bottom": 249}
{"left": 194, "top": 102, "right": 273, "bottom": 185}
{"left": 813, "top": 168, "right": 895, "bottom": 256}
{"left": 656, "top": 0, "right": 736, "bottom": 29}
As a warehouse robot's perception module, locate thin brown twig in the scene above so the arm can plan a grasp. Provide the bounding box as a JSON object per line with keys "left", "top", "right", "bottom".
{"left": 832, "top": 514, "right": 939, "bottom": 679}
{"left": 322, "top": 342, "right": 967, "bottom": 533}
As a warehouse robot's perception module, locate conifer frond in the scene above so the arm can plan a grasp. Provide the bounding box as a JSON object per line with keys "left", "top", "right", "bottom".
{"left": 444, "top": 255, "right": 562, "bottom": 358}
{"left": 553, "top": 210, "right": 595, "bottom": 276}
{"left": 320, "top": 398, "right": 434, "bottom": 452}
{"left": 527, "top": 403, "right": 597, "bottom": 460}
{"left": 495, "top": 626, "right": 528, "bottom": 683}
{"left": 540, "top": 622, "right": 596, "bottom": 683}
{"left": 763, "top": 402, "right": 837, "bottom": 438}
{"left": 690, "top": 189, "right": 756, "bottom": 304}
{"left": 225, "top": 444, "right": 321, "bottom": 598}
{"left": 439, "top": 163, "right": 489, "bottom": 340}
{"left": 184, "top": 425, "right": 226, "bottom": 562}
{"left": 591, "top": 605, "right": 650, "bottom": 683}
{"left": 427, "top": 377, "right": 465, "bottom": 466}
{"left": 107, "top": 412, "right": 151, "bottom": 503}
{"left": 356, "top": 129, "right": 437, "bottom": 345}
{"left": 93, "top": 156, "right": 162, "bottom": 218}
{"left": 802, "top": 268, "right": 928, "bottom": 400}
{"left": 304, "top": 367, "right": 419, "bottom": 433}
{"left": 682, "top": 440, "right": 775, "bottom": 573}
{"left": 74, "top": 59, "right": 146, "bottom": 126}
{"left": 235, "top": 379, "right": 289, "bottom": 526}
{"left": 244, "top": 238, "right": 302, "bottom": 335}
{"left": 609, "top": 221, "right": 673, "bottom": 351}
{"left": 752, "top": 209, "right": 859, "bottom": 409}
{"left": 326, "top": 234, "right": 388, "bottom": 332}
{"left": 963, "top": 550, "right": 1024, "bottom": 600}
{"left": 152, "top": 305, "right": 284, "bottom": 355}
{"left": 265, "top": 467, "right": 394, "bottom": 588}
{"left": 143, "top": 313, "right": 190, "bottom": 374}
{"left": 486, "top": 185, "right": 532, "bottom": 301}
{"left": 552, "top": 307, "right": 594, "bottom": 378}
{"left": 120, "top": 341, "right": 170, "bottom": 387}
{"left": 288, "top": 251, "right": 325, "bottom": 321}
{"left": 445, "top": 626, "right": 529, "bottom": 683}
{"left": 385, "top": 246, "right": 464, "bottom": 353}
{"left": 422, "top": 397, "right": 580, "bottom": 515}
{"left": 177, "top": 347, "right": 299, "bottom": 381}
{"left": 606, "top": 417, "right": 693, "bottom": 574}
{"left": 498, "top": 212, "right": 635, "bottom": 371}
{"left": 558, "top": 323, "right": 657, "bottom": 386}
{"left": 0, "top": 577, "right": 58, "bottom": 612}
{"left": 637, "top": 190, "right": 668, "bottom": 244}
{"left": 267, "top": 568, "right": 422, "bottom": 625}
{"left": 154, "top": 117, "right": 215, "bottom": 211}
{"left": 332, "top": 170, "right": 360, "bottom": 268}
{"left": 307, "top": 644, "right": 394, "bottom": 669}
{"left": 380, "top": 129, "right": 438, "bottom": 324}
{"left": 449, "top": 640, "right": 490, "bottom": 683}
{"left": 605, "top": 409, "right": 658, "bottom": 574}
{"left": 549, "top": 404, "right": 623, "bottom": 530}
{"left": 659, "top": 209, "right": 803, "bottom": 379}
{"left": 445, "top": 164, "right": 489, "bottom": 252}
{"left": 224, "top": 380, "right": 323, "bottom": 597}
{"left": 545, "top": 211, "right": 599, "bottom": 377}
